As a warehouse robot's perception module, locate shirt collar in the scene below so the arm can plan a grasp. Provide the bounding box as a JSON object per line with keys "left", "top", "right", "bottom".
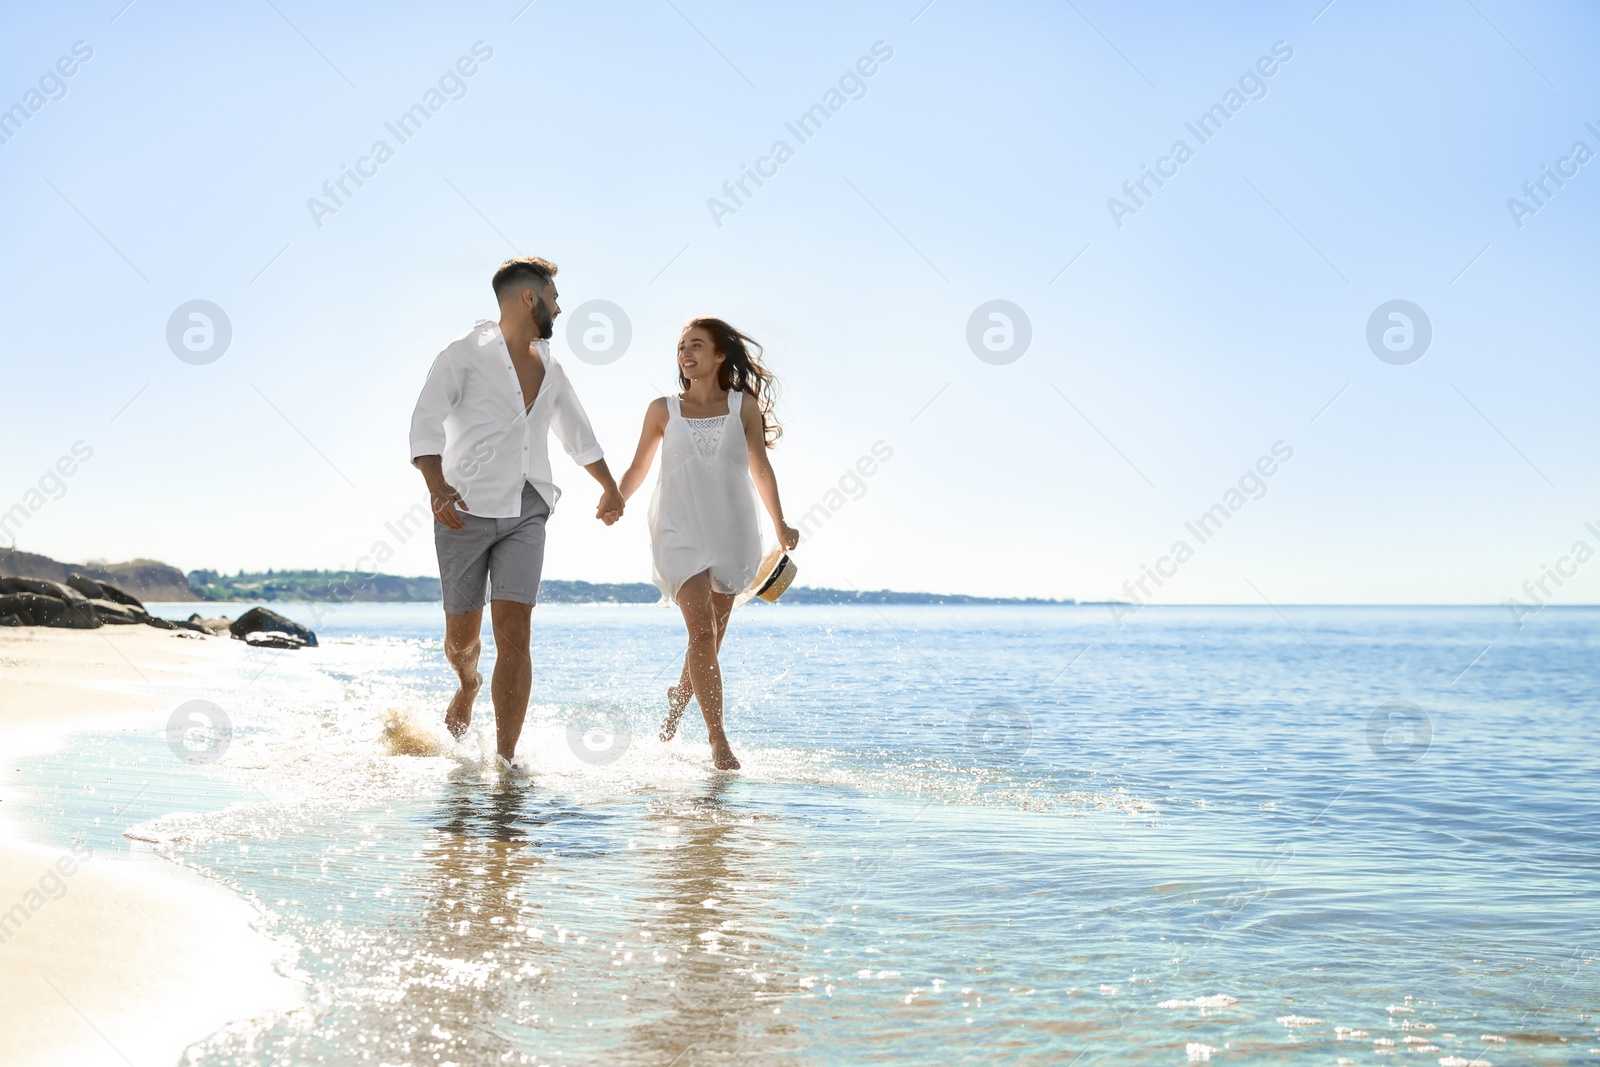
{"left": 474, "top": 320, "right": 550, "bottom": 358}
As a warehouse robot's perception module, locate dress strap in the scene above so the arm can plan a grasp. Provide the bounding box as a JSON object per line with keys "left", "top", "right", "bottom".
{"left": 666, "top": 395, "right": 681, "bottom": 420}
{"left": 727, "top": 389, "right": 742, "bottom": 419}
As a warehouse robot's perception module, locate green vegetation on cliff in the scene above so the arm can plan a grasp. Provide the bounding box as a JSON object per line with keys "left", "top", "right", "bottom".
{"left": 185, "top": 569, "right": 442, "bottom": 602}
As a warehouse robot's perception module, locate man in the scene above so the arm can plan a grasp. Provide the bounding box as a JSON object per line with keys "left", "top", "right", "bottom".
{"left": 410, "top": 256, "right": 624, "bottom": 772}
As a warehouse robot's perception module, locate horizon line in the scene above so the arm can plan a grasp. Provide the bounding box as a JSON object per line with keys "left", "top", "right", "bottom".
{"left": 3, "top": 551, "right": 1582, "bottom": 609}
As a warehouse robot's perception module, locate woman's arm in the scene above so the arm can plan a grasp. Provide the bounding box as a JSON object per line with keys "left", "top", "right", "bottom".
{"left": 743, "top": 398, "right": 799, "bottom": 551}
{"left": 618, "top": 398, "right": 670, "bottom": 502}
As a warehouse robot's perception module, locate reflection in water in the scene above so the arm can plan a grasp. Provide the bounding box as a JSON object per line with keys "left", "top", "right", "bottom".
{"left": 186, "top": 770, "right": 810, "bottom": 1065}
{"left": 619, "top": 776, "right": 803, "bottom": 1065}
{"left": 182, "top": 769, "right": 644, "bottom": 1065}
{"left": 390, "top": 771, "right": 571, "bottom": 1063}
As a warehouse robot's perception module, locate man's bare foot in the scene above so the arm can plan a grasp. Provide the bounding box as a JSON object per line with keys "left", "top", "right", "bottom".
{"left": 709, "top": 739, "right": 741, "bottom": 771}
{"left": 445, "top": 672, "right": 482, "bottom": 739}
{"left": 660, "top": 683, "right": 692, "bottom": 742}
{"left": 497, "top": 753, "right": 532, "bottom": 778}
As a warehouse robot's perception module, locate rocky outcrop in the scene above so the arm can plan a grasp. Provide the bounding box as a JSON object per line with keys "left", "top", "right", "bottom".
{"left": 0, "top": 592, "right": 99, "bottom": 628}
{"left": 0, "top": 550, "right": 203, "bottom": 601}
{"left": 68, "top": 572, "right": 146, "bottom": 609}
{"left": 65, "top": 573, "right": 154, "bottom": 625}
{"left": 229, "top": 607, "right": 317, "bottom": 649}
{"left": 0, "top": 572, "right": 207, "bottom": 632}
{"left": 1, "top": 576, "right": 89, "bottom": 602}
{"left": 242, "top": 631, "right": 314, "bottom": 649}
{"left": 0, "top": 578, "right": 102, "bottom": 627}
{"left": 90, "top": 599, "right": 145, "bottom": 625}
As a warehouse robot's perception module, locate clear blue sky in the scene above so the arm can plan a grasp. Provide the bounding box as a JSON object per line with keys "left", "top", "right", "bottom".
{"left": 2, "top": 0, "right": 1596, "bottom": 605}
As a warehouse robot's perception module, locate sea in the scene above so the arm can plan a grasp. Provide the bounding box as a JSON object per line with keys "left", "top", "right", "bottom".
{"left": 14, "top": 602, "right": 1599, "bottom": 1065}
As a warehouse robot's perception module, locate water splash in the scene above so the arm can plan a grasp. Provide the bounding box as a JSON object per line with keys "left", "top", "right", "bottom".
{"left": 380, "top": 706, "right": 450, "bottom": 757}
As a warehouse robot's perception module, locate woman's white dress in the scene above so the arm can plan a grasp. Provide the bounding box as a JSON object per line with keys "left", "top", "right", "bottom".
{"left": 649, "top": 391, "right": 763, "bottom": 604}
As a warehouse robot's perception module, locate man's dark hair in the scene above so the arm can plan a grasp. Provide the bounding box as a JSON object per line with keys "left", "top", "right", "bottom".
{"left": 492, "top": 256, "right": 558, "bottom": 302}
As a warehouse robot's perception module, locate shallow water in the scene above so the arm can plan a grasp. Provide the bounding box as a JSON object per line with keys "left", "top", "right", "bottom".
{"left": 16, "top": 603, "right": 1600, "bottom": 1065}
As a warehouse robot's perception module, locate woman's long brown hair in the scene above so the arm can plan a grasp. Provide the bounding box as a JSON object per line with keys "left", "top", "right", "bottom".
{"left": 681, "top": 317, "right": 782, "bottom": 447}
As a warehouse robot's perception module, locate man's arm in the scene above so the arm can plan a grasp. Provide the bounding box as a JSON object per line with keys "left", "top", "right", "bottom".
{"left": 410, "top": 347, "right": 466, "bottom": 529}
{"left": 549, "top": 364, "right": 623, "bottom": 524}
{"left": 413, "top": 454, "right": 467, "bottom": 530}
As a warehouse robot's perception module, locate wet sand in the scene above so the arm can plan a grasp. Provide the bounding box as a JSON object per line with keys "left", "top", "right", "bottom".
{"left": 0, "top": 626, "right": 302, "bottom": 1067}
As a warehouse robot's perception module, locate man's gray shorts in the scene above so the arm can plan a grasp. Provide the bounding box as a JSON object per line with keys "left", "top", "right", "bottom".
{"left": 434, "top": 481, "right": 550, "bottom": 615}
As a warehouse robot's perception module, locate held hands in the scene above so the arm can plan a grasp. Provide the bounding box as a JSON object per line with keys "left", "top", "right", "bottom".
{"left": 777, "top": 522, "right": 799, "bottom": 552}
{"left": 596, "top": 486, "right": 625, "bottom": 526}
{"left": 430, "top": 481, "right": 468, "bottom": 530}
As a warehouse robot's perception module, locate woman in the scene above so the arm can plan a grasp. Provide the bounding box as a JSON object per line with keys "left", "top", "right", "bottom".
{"left": 617, "top": 318, "right": 799, "bottom": 770}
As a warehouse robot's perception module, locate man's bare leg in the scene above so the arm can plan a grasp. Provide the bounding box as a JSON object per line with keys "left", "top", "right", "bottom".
{"left": 489, "top": 599, "right": 534, "bottom": 762}
{"left": 443, "top": 610, "right": 484, "bottom": 738}
{"left": 662, "top": 591, "right": 732, "bottom": 741}
{"left": 675, "top": 572, "right": 739, "bottom": 769}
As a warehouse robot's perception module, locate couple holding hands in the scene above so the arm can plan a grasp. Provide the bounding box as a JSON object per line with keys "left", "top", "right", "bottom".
{"left": 409, "top": 257, "right": 799, "bottom": 772}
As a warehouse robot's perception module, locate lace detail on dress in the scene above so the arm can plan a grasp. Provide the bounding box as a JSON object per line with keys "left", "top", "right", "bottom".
{"left": 684, "top": 416, "right": 727, "bottom": 461}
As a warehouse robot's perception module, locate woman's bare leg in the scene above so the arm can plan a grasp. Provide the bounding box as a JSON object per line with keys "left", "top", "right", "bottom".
{"left": 663, "top": 589, "right": 733, "bottom": 740}
{"left": 663, "top": 661, "right": 693, "bottom": 741}
{"left": 674, "top": 572, "right": 740, "bottom": 769}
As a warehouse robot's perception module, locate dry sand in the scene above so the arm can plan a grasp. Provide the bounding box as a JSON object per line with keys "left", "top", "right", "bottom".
{"left": 0, "top": 626, "right": 303, "bottom": 1066}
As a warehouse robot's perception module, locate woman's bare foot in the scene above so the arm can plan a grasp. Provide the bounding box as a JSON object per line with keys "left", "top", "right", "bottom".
{"left": 660, "top": 683, "right": 692, "bottom": 742}
{"left": 709, "top": 738, "right": 741, "bottom": 771}
{"left": 445, "top": 672, "right": 482, "bottom": 739}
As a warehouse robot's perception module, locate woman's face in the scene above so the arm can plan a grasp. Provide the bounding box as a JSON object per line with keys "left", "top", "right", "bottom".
{"left": 677, "top": 326, "right": 724, "bottom": 383}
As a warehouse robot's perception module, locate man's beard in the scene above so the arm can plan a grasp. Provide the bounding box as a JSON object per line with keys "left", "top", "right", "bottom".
{"left": 534, "top": 309, "right": 554, "bottom": 340}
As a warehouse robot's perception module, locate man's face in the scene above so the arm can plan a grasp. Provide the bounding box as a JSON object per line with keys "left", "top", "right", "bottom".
{"left": 527, "top": 282, "right": 561, "bottom": 340}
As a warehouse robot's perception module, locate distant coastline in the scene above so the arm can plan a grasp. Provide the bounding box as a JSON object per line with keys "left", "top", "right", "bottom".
{"left": 1, "top": 551, "right": 1074, "bottom": 607}
{"left": 191, "top": 569, "right": 1075, "bottom": 606}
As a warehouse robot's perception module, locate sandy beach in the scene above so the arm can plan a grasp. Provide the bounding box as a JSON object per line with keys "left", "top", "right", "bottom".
{"left": 0, "top": 626, "right": 302, "bottom": 1067}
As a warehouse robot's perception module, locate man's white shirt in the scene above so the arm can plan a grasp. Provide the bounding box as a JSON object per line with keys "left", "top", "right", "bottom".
{"left": 409, "top": 320, "right": 603, "bottom": 518}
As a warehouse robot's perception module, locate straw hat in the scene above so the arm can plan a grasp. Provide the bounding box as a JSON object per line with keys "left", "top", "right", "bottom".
{"left": 750, "top": 547, "right": 797, "bottom": 603}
